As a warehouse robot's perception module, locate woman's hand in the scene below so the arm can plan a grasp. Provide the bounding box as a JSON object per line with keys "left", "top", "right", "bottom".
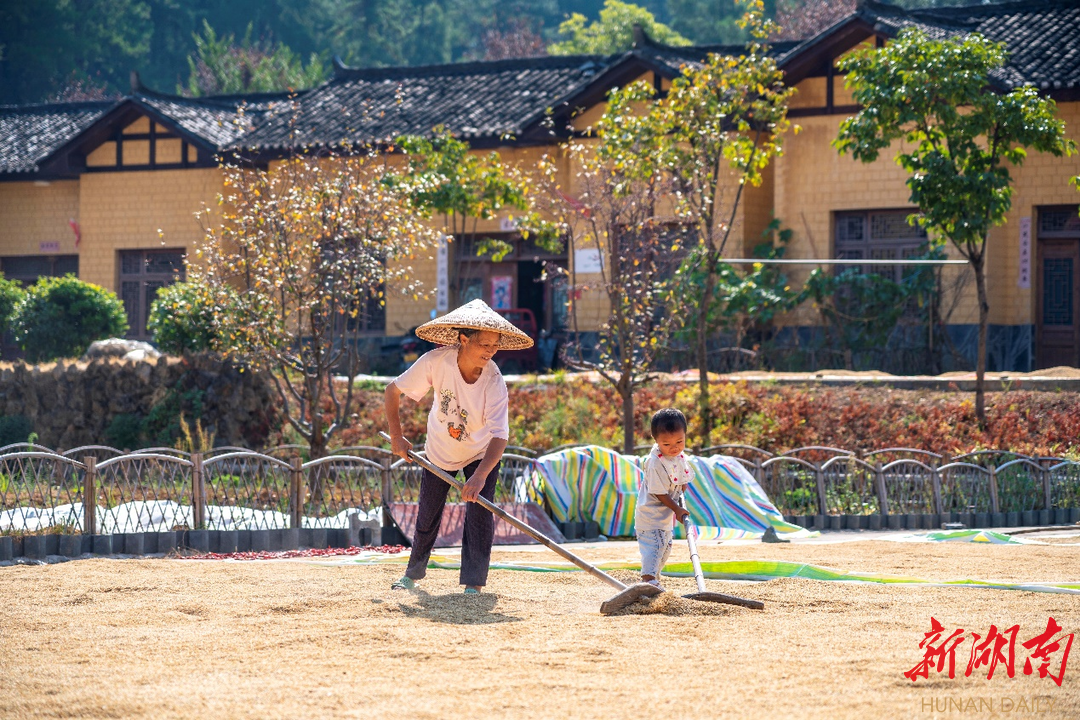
{"left": 462, "top": 472, "right": 485, "bottom": 502}
{"left": 390, "top": 434, "right": 413, "bottom": 462}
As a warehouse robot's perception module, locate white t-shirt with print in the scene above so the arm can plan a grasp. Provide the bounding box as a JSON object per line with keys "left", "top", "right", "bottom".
{"left": 635, "top": 444, "right": 695, "bottom": 532}
{"left": 392, "top": 345, "right": 510, "bottom": 471}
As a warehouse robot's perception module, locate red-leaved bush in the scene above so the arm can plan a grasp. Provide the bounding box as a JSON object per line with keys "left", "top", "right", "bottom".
{"left": 288, "top": 379, "right": 1080, "bottom": 457}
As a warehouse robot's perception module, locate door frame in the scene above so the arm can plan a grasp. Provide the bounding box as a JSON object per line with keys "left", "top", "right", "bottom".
{"left": 1035, "top": 206, "right": 1080, "bottom": 369}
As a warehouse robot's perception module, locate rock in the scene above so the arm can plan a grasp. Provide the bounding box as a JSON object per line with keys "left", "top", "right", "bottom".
{"left": 83, "top": 339, "right": 161, "bottom": 360}
{"left": 125, "top": 349, "right": 158, "bottom": 363}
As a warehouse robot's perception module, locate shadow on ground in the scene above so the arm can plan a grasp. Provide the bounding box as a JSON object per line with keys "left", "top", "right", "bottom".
{"left": 394, "top": 589, "right": 522, "bottom": 625}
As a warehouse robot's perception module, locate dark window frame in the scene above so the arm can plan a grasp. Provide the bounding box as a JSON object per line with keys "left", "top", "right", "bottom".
{"left": 1, "top": 254, "right": 79, "bottom": 286}
{"left": 118, "top": 248, "right": 186, "bottom": 341}
{"left": 834, "top": 209, "right": 929, "bottom": 282}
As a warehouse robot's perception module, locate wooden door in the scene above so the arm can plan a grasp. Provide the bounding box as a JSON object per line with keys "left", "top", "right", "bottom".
{"left": 1036, "top": 239, "right": 1080, "bottom": 368}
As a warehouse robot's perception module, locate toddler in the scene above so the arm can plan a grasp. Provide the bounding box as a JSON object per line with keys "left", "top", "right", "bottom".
{"left": 635, "top": 408, "right": 694, "bottom": 590}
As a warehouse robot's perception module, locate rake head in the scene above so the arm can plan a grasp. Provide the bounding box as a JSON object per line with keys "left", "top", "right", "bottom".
{"left": 683, "top": 591, "right": 765, "bottom": 610}
{"left": 599, "top": 582, "right": 664, "bottom": 615}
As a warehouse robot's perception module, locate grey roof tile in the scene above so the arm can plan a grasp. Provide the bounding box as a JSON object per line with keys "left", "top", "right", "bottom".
{"left": 864, "top": 0, "right": 1080, "bottom": 90}
{"left": 0, "top": 101, "right": 112, "bottom": 173}
{"left": 135, "top": 91, "right": 297, "bottom": 148}
{"left": 2, "top": 1, "right": 1077, "bottom": 174}
{"left": 233, "top": 55, "right": 607, "bottom": 150}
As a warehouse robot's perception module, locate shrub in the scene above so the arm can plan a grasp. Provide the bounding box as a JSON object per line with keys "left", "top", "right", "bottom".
{"left": 12, "top": 275, "right": 128, "bottom": 362}
{"left": 147, "top": 280, "right": 222, "bottom": 355}
{"left": 0, "top": 415, "right": 33, "bottom": 447}
{"left": 105, "top": 414, "right": 143, "bottom": 450}
{"left": 0, "top": 276, "right": 26, "bottom": 348}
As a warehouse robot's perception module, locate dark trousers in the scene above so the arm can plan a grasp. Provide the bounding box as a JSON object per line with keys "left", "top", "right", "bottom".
{"left": 404, "top": 459, "right": 500, "bottom": 587}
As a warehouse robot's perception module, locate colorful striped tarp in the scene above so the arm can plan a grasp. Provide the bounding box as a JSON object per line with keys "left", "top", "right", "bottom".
{"left": 305, "top": 554, "right": 1080, "bottom": 595}
{"left": 533, "top": 446, "right": 810, "bottom": 540}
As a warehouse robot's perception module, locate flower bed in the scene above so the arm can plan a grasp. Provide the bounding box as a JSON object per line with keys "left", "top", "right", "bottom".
{"left": 317, "top": 379, "right": 1080, "bottom": 457}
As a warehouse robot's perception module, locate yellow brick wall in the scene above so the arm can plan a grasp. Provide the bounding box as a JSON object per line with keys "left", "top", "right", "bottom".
{"left": 738, "top": 160, "right": 776, "bottom": 256}
{"left": 86, "top": 142, "right": 116, "bottom": 168}
{"left": 992, "top": 100, "right": 1080, "bottom": 326}
{"left": 78, "top": 168, "right": 225, "bottom": 290}
{"left": 384, "top": 144, "right": 581, "bottom": 333}
{"left": 791, "top": 77, "right": 826, "bottom": 109}
{"left": 127, "top": 117, "right": 150, "bottom": 133}
{"left": 0, "top": 180, "right": 81, "bottom": 257}
{"left": 773, "top": 112, "right": 971, "bottom": 325}
{"left": 773, "top": 101, "right": 1080, "bottom": 327}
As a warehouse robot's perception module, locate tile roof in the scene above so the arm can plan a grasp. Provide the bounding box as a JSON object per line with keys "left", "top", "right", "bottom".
{"left": 232, "top": 55, "right": 608, "bottom": 150}
{"left": 1, "top": 1, "right": 1077, "bottom": 176}
{"left": 630, "top": 39, "right": 803, "bottom": 75}
{"left": 861, "top": 0, "right": 1080, "bottom": 91}
{"left": 0, "top": 101, "right": 112, "bottom": 173}
{"left": 133, "top": 90, "right": 298, "bottom": 148}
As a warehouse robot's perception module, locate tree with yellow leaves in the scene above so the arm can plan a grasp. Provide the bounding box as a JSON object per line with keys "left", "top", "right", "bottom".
{"left": 194, "top": 148, "right": 441, "bottom": 459}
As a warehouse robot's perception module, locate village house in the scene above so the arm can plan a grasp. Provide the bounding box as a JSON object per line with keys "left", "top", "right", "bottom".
{"left": 1, "top": 0, "right": 1077, "bottom": 372}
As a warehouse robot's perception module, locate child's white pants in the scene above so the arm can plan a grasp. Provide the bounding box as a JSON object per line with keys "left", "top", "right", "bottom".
{"left": 637, "top": 527, "right": 673, "bottom": 578}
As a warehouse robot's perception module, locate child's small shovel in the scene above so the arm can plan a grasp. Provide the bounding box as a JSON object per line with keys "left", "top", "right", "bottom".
{"left": 680, "top": 512, "right": 765, "bottom": 610}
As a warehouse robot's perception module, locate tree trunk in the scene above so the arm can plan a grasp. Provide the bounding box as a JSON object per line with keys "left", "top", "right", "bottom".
{"left": 621, "top": 381, "right": 635, "bottom": 455}
{"left": 695, "top": 267, "right": 717, "bottom": 448}
{"left": 973, "top": 252, "right": 989, "bottom": 428}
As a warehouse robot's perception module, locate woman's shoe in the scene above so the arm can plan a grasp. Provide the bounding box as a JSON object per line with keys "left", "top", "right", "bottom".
{"left": 391, "top": 576, "right": 416, "bottom": 590}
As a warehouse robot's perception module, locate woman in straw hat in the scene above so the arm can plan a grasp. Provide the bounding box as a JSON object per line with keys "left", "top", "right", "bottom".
{"left": 384, "top": 299, "right": 533, "bottom": 594}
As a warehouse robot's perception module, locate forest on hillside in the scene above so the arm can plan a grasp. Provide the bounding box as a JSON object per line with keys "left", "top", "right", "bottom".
{"left": 2, "top": 0, "right": 984, "bottom": 104}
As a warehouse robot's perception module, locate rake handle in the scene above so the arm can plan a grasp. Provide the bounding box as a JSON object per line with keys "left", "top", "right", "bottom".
{"left": 379, "top": 432, "right": 628, "bottom": 592}
{"left": 679, "top": 497, "right": 708, "bottom": 594}
{"left": 682, "top": 516, "right": 709, "bottom": 594}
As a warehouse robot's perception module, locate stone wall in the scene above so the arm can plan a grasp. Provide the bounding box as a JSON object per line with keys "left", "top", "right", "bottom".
{"left": 0, "top": 354, "right": 279, "bottom": 450}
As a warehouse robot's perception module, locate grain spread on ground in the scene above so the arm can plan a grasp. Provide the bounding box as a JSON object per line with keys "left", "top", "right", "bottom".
{"left": 1, "top": 539, "right": 1078, "bottom": 719}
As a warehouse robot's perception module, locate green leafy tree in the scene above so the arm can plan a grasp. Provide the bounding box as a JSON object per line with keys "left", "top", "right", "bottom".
{"left": 0, "top": 276, "right": 26, "bottom": 354}
{"left": 804, "top": 252, "right": 940, "bottom": 371}
{"left": 182, "top": 20, "right": 326, "bottom": 96}
{"left": 835, "top": 28, "right": 1078, "bottom": 426}
{"left": 0, "top": 0, "right": 151, "bottom": 103}
{"left": 549, "top": 0, "right": 691, "bottom": 55}
{"left": 667, "top": 0, "right": 748, "bottom": 45}
{"left": 147, "top": 280, "right": 231, "bottom": 355}
{"left": 652, "top": 0, "right": 795, "bottom": 446}
{"left": 388, "top": 126, "right": 541, "bottom": 306}
{"left": 525, "top": 81, "right": 676, "bottom": 454}
{"left": 193, "top": 149, "right": 440, "bottom": 460}
{"left": 673, "top": 223, "right": 803, "bottom": 372}
{"left": 12, "top": 275, "right": 128, "bottom": 362}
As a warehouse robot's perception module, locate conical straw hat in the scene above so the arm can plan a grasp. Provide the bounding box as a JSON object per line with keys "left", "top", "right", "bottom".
{"left": 415, "top": 299, "right": 534, "bottom": 350}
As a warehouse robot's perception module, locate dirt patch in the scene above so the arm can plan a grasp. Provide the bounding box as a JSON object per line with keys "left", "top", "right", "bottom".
{"left": 1, "top": 541, "right": 1078, "bottom": 719}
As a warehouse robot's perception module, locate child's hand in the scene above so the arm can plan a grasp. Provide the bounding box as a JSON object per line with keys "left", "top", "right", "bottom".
{"left": 677, "top": 509, "right": 691, "bottom": 523}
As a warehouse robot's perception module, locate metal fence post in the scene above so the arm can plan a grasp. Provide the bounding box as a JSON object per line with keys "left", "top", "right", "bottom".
{"left": 82, "top": 456, "right": 96, "bottom": 535}
{"left": 381, "top": 457, "right": 394, "bottom": 527}
{"left": 1042, "top": 465, "right": 1052, "bottom": 510}
{"left": 989, "top": 466, "right": 1000, "bottom": 514}
{"left": 931, "top": 466, "right": 944, "bottom": 515}
{"left": 874, "top": 463, "right": 888, "bottom": 516}
{"left": 290, "top": 457, "right": 303, "bottom": 529}
{"left": 814, "top": 463, "right": 828, "bottom": 517}
{"left": 191, "top": 453, "right": 205, "bottom": 530}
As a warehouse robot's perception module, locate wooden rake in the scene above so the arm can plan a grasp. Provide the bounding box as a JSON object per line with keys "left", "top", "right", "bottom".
{"left": 379, "top": 432, "right": 660, "bottom": 614}
{"left": 680, "top": 510, "right": 765, "bottom": 610}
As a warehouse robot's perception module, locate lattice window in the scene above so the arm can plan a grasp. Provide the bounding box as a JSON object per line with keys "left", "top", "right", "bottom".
{"left": 1039, "top": 209, "right": 1080, "bottom": 237}
{"left": 118, "top": 249, "right": 185, "bottom": 340}
{"left": 835, "top": 210, "right": 927, "bottom": 281}
{"left": 1043, "top": 258, "right": 1074, "bottom": 326}
{"left": 1, "top": 255, "right": 78, "bottom": 286}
